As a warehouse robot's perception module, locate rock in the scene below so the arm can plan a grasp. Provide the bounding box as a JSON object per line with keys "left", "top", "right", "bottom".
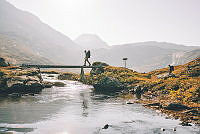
{"left": 126, "top": 102, "right": 134, "bottom": 104}
{"left": 102, "top": 124, "right": 109, "bottom": 129}
{"left": 8, "top": 83, "right": 27, "bottom": 93}
{"left": 93, "top": 77, "right": 124, "bottom": 93}
{"left": 7, "top": 82, "right": 43, "bottom": 94}
{"left": 90, "top": 62, "right": 109, "bottom": 75}
{"left": 164, "top": 103, "right": 191, "bottom": 111}
{"left": 183, "top": 110, "right": 200, "bottom": 116}
{"left": 8, "top": 93, "right": 21, "bottom": 98}
{"left": 0, "top": 57, "right": 8, "bottom": 67}
{"left": 6, "top": 76, "right": 40, "bottom": 88}
{"left": 144, "top": 103, "right": 162, "bottom": 108}
{"left": 58, "top": 72, "right": 78, "bottom": 81}
{"left": 47, "top": 75, "right": 54, "bottom": 77}
{"left": 160, "top": 128, "right": 165, "bottom": 131}
{"left": 53, "top": 82, "right": 65, "bottom": 87}
{"left": 0, "top": 71, "right": 4, "bottom": 77}
{"left": 42, "top": 81, "right": 53, "bottom": 88}
{"left": 28, "top": 83, "right": 43, "bottom": 93}
{"left": 179, "top": 122, "right": 192, "bottom": 126}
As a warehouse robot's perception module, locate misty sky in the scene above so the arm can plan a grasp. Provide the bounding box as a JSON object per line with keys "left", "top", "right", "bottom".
{"left": 7, "top": 0, "right": 200, "bottom": 46}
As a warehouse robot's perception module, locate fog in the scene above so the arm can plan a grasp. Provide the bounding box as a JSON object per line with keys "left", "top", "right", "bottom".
{"left": 7, "top": 0, "right": 200, "bottom": 46}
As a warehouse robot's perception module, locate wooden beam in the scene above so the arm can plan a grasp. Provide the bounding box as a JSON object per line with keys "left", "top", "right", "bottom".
{"left": 21, "top": 64, "right": 100, "bottom": 68}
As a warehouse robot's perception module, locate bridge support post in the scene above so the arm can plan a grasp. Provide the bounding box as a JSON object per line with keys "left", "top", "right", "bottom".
{"left": 80, "top": 67, "right": 86, "bottom": 82}
{"left": 37, "top": 67, "right": 43, "bottom": 82}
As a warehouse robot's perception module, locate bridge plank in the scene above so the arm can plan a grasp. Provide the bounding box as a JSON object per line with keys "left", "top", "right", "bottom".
{"left": 21, "top": 64, "right": 99, "bottom": 68}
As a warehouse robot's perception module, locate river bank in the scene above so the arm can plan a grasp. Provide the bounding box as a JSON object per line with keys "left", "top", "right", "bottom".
{"left": 58, "top": 59, "right": 200, "bottom": 126}
{"left": 1, "top": 78, "right": 199, "bottom": 134}
{"left": 0, "top": 66, "right": 63, "bottom": 96}
{"left": 1, "top": 59, "right": 199, "bottom": 127}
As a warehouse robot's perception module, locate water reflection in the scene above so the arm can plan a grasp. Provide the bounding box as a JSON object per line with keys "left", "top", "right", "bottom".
{"left": 0, "top": 78, "right": 199, "bottom": 134}
{"left": 80, "top": 92, "right": 89, "bottom": 117}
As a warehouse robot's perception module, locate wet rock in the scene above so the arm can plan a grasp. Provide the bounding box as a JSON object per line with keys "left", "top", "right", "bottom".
{"left": 126, "top": 102, "right": 134, "bottom": 104}
{"left": 28, "top": 83, "right": 43, "bottom": 93}
{"left": 144, "top": 103, "right": 161, "bottom": 107}
{"left": 7, "top": 82, "right": 43, "bottom": 94}
{"left": 53, "top": 82, "right": 65, "bottom": 87}
{"left": 179, "top": 121, "right": 192, "bottom": 126}
{"left": 47, "top": 75, "right": 54, "bottom": 77}
{"left": 0, "top": 57, "right": 8, "bottom": 67}
{"left": 6, "top": 76, "right": 40, "bottom": 88}
{"left": 164, "top": 103, "right": 191, "bottom": 111}
{"left": 42, "top": 81, "right": 53, "bottom": 88}
{"left": 93, "top": 77, "right": 124, "bottom": 92}
{"left": 173, "top": 127, "right": 176, "bottom": 131}
{"left": 144, "top": 103, "right": 162, "bottom": 109}
{"left": 102, "top": 124, "right": 109, "bottom": 129}
{"left": 160, "top": 128, "right": 165, "bottom": 131}
{"left": 8, "top": 93, "right": 21, "bottom": 98}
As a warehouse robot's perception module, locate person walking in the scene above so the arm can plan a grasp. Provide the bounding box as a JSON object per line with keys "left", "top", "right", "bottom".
{"left": 168, "top": 64, "right": 174, "bottom": 75}
{"left": 84, "top": 50, "right": 91, "bottom": 66}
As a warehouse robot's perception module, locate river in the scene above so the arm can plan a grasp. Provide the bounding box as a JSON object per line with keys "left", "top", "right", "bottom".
{"left": 0, "top": 74, "right": 199, "bottom": 134}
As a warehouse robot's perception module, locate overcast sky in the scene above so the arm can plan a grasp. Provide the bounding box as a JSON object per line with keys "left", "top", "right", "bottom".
{"left": 7, "top": 0, "right": 200, "bottom": 46}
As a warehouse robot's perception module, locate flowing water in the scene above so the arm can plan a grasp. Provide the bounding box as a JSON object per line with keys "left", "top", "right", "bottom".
{"left": 0, "top": 74, "right": 199, "bottom": 134}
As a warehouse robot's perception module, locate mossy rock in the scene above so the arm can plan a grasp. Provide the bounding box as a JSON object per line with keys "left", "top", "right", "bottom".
{"left": 90, "top": 62, "right": 109, "bottom": 75}
{"left": 93, "top": 76, "right": 125, "bottom": 93}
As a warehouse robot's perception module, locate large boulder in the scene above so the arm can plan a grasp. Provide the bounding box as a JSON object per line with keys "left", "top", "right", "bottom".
{"left": 7, "top": 83, "right": 43, "bottom": 94}
{"left": 90, "top": 62, "right": 109, "bottom": 75}
{"left": 93, "top": 76, "right": 125, "bottom": 93}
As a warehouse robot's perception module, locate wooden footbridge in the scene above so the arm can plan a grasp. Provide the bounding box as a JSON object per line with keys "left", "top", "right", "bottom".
{"left": 21, "top": 64, "right": 100, "bottom": 82}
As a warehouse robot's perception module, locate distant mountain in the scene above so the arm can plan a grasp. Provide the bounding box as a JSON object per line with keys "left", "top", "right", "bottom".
{"left": 93, "top": 41, "right": 200, "bottom": 72}
{"left": 0, "top": 0, "right": 81, "bottom": 65}
{"left": 74, "top": 34, "right": 109, "bottom": 50}
{"left": 171, "top": 49, "right": 200, "bottom": 65}
{"left": 0, "top": 0, "right": 199, "bottom": 72}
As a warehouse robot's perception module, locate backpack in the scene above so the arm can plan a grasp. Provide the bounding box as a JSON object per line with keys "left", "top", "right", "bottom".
{"left": 87, "top": 51, "right": 90, "bottom": 58}
{"left": 171, "top": 66, "right": 174, "bottom": 71}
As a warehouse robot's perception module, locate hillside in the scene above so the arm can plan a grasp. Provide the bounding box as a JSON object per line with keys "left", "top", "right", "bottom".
{"left": 0, "top": 34, "right": 51, "bottom": 64}
{"left": 93, "top": 41, "right": 200, "bottom": 72}
{"left": 0, "top": 0, "right": 81, "bottom": 65}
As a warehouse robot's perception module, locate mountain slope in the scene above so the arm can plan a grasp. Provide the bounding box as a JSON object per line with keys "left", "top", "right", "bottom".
{"left": 0, "top": 34, "right": 52, "bottom": 64}
{"left": 93, "top": 41, "right": 200, "bottom": 72}
{"left": 0, "top": 0, "right": 81, "bottom": 65}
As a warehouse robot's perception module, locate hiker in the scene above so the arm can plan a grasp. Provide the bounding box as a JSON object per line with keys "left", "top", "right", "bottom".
{"left": 168, "top": 65, "right": 174, "bottom": 75}
{"left": 84, "top": 50, "right": 91, "bottom": 66}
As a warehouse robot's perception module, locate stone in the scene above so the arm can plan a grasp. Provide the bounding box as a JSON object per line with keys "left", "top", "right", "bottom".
{"left": 179, "top": 122, "right": 192, "bottom": 126}
{"left": 102, "top": 124, "right": 109, "bottom": 129}
{"left": 53, "top": 82, "right": 65, "bottom": 87}
{"left": 93, "top": 77, "right": 124, "bottom": 93}
{"left": 8, "top": 93, "right": 21, "bottom": 98}
{"left": 0, "top": 57, "right": 8, "bottom": 67}
{"left": 183, "top": 110, "right": 200, "bottom": 116}
{"left": 144, "top": 103, "right": 162, "bottom": 108}
{"left": 164, "top": 103, "right": 191, "bottom": 111}
{"left": 42, "top": 81, "right": 54, "bottom": 88}
{"left": 90, "top": 62, "right": 109, "bottom": 75}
